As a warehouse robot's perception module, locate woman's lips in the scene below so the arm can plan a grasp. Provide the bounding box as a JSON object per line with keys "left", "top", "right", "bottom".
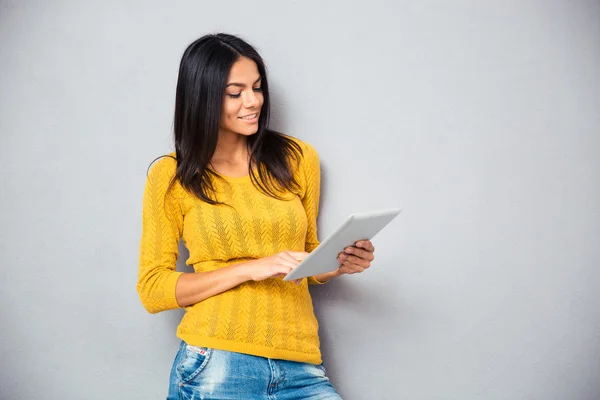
{"left": 239, "top": 113, "right": 258, "bottom": 123}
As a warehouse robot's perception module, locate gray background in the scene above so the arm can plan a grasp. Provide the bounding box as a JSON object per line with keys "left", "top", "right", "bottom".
{"left": 1, "top": 0, "right": 599, "bottom": 399}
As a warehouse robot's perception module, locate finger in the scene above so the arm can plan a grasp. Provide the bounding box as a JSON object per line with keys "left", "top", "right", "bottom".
{"left": 293, "top": 279, "right": 302, "bottom": 285}
{"left": 355, "top": 240, "right": 375, "bottom": 253}
{"left": 355, "top": 240, "right": 375, "bottom": 252}
{"left": 340, "top": 263, "right": 365, "bottom": 274}
{"left": 344, "top": 246, "right": 374, "bottom": 261}
{"left": 285, "top": 251, "right": 310, "bottom": 261}
{"left": 343, "top": 261, "right": 368, "bottom": 272}
{"left": 344, "top": 259, "right": 367, "bottom": 271}
{"left": 276, "top": 260, "right": 298, "bottom": 272}
{"left": 269, "top": 259, "right": 297, "bottom": 277}
{"left": 280, "top": 252, "right": 303, "bottom": 265}
{"left": 339, "top": 254, "right": 370, "bottom": 268}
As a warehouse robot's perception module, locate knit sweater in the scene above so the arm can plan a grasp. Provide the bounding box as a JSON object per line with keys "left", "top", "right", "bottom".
{"left": 137, "top": 137, "right": 325, "bottom": 364}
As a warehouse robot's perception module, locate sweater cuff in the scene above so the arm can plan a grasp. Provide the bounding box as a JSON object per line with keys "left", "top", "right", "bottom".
{"left": 307, "top": 276, "right": 325, "bottom": 285}
{"left": 163, "top": 271, "right": 184, "bottom": 309}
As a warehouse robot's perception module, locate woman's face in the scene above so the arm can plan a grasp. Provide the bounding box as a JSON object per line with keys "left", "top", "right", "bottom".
{"left": 220, "top": 57, "right": 264, "bottom": 137}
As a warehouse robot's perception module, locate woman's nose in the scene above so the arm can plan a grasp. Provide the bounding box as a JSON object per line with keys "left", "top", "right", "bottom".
{"left": 243, "top": 90, "right": 259, "bottom": 108}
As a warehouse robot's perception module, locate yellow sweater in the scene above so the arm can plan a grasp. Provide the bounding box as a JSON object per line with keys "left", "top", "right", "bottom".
{"left": 137, "top": 138, "right": 325, "bottom": 364}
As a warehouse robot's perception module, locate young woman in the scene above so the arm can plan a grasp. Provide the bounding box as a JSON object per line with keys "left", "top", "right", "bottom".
{"left": 137, "top": 33, "right": 376, "bottom": 399}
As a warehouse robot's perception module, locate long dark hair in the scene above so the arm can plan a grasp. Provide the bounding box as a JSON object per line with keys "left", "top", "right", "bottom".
{"left": 167, "top": 33, "right": 302, "bottom": 204}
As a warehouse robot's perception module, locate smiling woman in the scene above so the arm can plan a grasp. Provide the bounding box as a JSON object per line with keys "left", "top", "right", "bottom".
{"left": 137, "top": 33, "right": 376, "bottom": 399}
{"left": 221, "top": 61, "right": 263, "bottom": 138}
{"left": 171, "top": 34, "right": 305, "bottom": 204}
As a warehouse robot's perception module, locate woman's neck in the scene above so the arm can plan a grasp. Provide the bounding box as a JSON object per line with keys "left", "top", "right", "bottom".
{"left": 212, "top": 131, "right": 249, "bottom": 165}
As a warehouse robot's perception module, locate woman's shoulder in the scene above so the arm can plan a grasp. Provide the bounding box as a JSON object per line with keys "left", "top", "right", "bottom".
{"left": 147, "top": 152, "right": 178, "bottom": 181}
{"left": 280, "top": 134, "right": 319, "bottom": 159}
{"left": 277, "top": 134, "right": 319, "bottom": 183}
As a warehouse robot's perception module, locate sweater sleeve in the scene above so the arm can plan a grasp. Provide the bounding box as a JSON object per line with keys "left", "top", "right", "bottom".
{"left": 297, "top": 142, "right": 326, "bottom": 285}
{"left": 137, "top": 157, "right": 184, "bottom": 313}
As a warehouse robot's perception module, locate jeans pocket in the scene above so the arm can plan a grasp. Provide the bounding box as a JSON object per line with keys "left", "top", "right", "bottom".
{"left": 176, "top": 344, "right": 212, "bottom": 384}
{"left": 317, "top": 362, "right": 327, "bottom": 375}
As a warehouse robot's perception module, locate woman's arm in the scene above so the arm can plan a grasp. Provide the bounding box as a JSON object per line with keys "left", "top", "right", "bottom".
{"left": 138, "top": 157, "right": 309, "bottom": 313}
{"left": 137, "top": 158, "right": 184, "bottom": 314}
{"left": 174, "top": 251, "right": 308, "bottom": 307}
{"left": 311, "top": 240, "right": 377, "bottom": 283}
{"left": 311, "top": 269, "right": 343, "bottom": 284}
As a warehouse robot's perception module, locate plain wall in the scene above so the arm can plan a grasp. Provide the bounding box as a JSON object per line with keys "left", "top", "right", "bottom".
{"left": 1, "top": 1, "right": 599, "bottom": 399}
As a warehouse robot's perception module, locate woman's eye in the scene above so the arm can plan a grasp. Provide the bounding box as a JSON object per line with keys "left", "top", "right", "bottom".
{"left": 227, "top": 87, "right": 261, "bottom": 98}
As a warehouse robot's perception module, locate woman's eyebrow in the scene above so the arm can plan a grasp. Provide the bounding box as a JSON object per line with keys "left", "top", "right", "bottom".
{"left": 226, "top": 76, "right": 262, "bottom": 88}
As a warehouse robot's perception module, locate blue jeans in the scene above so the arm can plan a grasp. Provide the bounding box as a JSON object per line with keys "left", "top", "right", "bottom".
{"left": 167, "top": 341, "right": 342, "bottom": 400}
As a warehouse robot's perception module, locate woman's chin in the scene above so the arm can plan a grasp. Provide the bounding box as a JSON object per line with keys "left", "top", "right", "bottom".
{"left": 237, "top": 126, "right": 259, "bottom": 136}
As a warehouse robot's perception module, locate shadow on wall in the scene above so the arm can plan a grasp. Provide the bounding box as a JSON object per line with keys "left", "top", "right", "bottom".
{"left": 309, "top": 277, "right": 401, "bottom": 398}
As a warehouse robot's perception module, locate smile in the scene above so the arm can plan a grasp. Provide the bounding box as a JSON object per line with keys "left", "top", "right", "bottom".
{"left": 239, "top": 113, "right": 258, "bottom": 120}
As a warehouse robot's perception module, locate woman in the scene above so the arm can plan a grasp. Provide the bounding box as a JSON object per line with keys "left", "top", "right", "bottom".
{"left": 137, "top": 33, "right": 376, "bottom": 399}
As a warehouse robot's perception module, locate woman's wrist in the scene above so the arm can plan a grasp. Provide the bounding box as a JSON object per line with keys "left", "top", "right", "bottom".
{"left": 230, "top": 260, "right": 255, "bottom": 282}
{"left": 312, "top": 269, "right": 344, "bottom": 283}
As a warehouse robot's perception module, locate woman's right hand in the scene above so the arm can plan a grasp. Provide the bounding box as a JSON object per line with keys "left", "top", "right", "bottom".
{"left": 243, "top": 251, "right": 309, "bottom": 284}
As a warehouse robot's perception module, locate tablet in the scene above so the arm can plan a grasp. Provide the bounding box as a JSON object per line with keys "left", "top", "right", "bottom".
{"left": 283, "top": 208, "right": 402, "bottom": 281}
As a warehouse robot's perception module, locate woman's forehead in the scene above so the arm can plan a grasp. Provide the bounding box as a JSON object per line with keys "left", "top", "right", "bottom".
{"left": 227, "top": 57, "right": 261, "bottom": 84}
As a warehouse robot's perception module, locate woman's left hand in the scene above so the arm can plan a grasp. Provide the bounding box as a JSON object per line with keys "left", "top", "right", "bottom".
{"left": 337, "top": 240, "right": 375, "bottom": 275}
